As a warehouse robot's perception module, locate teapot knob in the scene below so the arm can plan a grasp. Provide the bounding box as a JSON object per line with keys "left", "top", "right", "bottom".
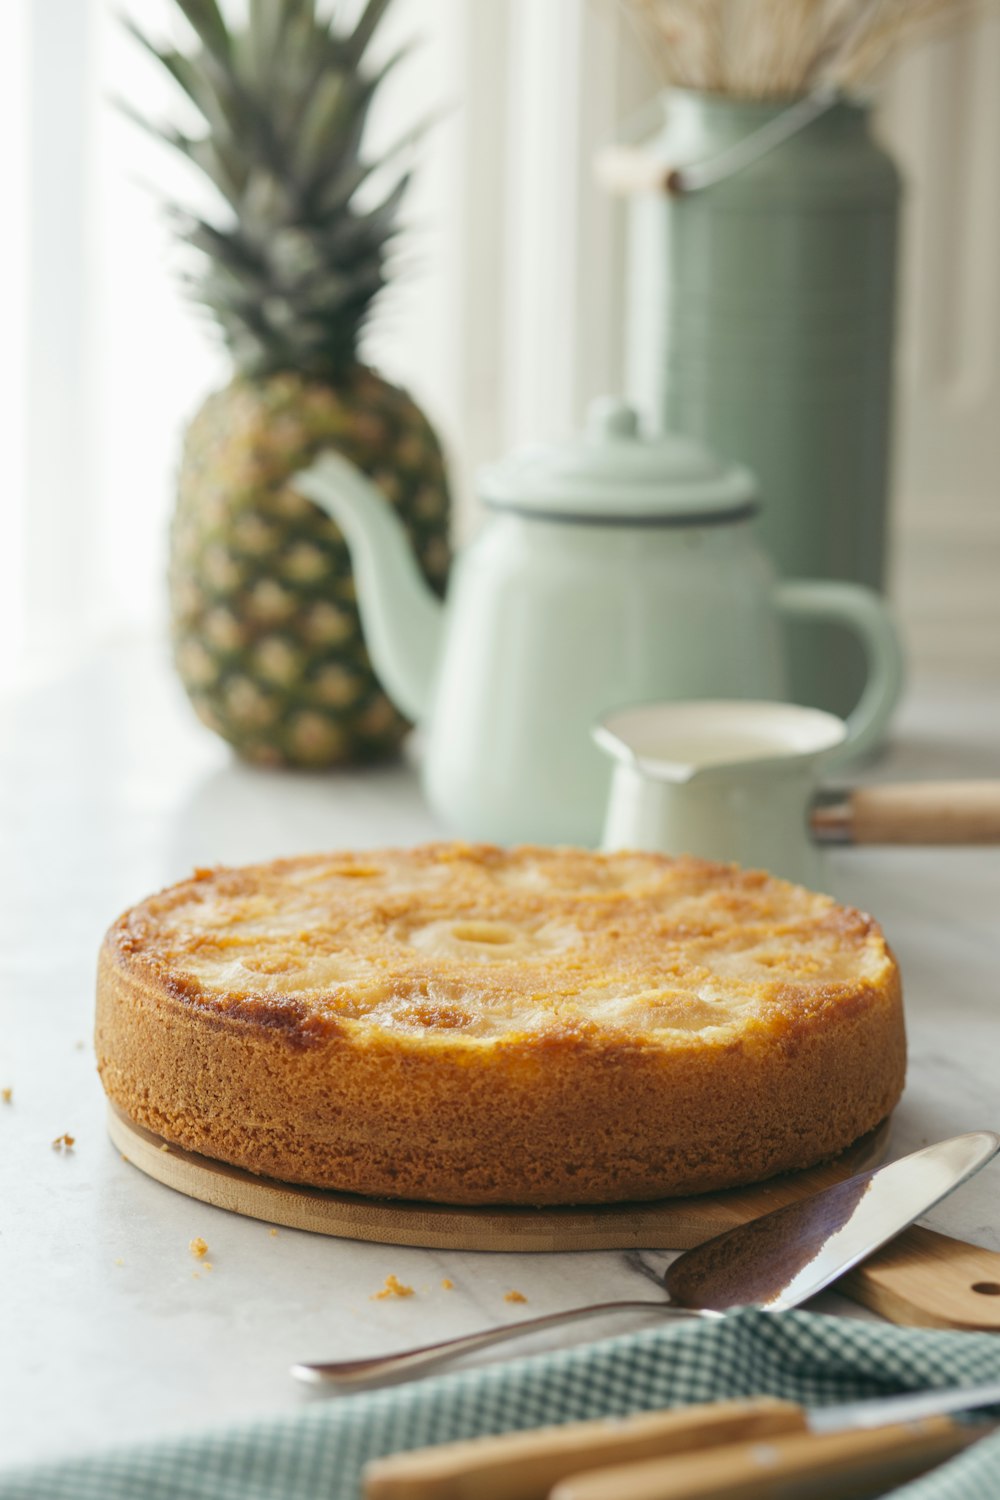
{"left": 586, "top": 396, "right": 639, "bottom": 442}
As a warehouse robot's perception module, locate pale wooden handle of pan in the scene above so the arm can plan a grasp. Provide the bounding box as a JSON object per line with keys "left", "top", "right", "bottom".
{"left": 550, "top": 1417, "right": 973, "bottom": 1500}
{"left": 594, "top": 145, "right": 673, "bottom": 195}
{"left": 812, "top": 781, "right": 1000, "bottom": 845}
{"left": 839, "top": 1225, "right": 1000, "bottom": 1332}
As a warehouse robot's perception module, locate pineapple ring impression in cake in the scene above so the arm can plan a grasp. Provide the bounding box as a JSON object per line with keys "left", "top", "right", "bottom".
{"left": 96, "top": 844, "right": 905, "bottom": 1206}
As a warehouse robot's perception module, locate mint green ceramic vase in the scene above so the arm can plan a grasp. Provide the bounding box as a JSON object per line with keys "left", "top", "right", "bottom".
{"left": 626, "top": 90, "right": 902, "bottom": 723}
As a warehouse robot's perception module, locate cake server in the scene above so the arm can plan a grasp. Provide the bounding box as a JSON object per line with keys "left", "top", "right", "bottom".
{"left": 293, "top": 1130, "right": 999, "bottom": 1388}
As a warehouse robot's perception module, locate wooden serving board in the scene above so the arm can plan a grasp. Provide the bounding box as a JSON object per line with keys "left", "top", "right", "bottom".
{"left": 109, "top": 1105, "right": 1000, "bottom": 1331}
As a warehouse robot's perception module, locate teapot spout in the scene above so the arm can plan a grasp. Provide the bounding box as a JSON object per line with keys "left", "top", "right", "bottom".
{"left": 295, "top": 451, "right": 444, "bottom": 724}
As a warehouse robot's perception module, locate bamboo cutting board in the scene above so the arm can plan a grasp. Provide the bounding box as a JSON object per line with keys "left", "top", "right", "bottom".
{"left": 108, "top": 1105, "right": 1000, "bottom": 1330}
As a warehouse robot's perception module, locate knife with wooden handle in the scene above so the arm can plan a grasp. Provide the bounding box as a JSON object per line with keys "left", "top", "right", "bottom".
{"left": 548, "top": 1417, "right": 977, "bottom": 1500}
{"left": 364, "top": 1399, "right": 805, "bottom": 1500}
{"left": 364, "top": 1385, "right": 1000, "bottom": 1500}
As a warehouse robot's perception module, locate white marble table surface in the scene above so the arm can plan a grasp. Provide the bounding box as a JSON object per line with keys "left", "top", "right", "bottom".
{"left": 1, "top": 639, "right": 998, "bottom": 1471}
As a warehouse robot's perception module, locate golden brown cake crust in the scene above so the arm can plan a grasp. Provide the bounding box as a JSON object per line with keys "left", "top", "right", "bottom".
{"left": 95, "top": 844, "right": 905, "bottom": 1205}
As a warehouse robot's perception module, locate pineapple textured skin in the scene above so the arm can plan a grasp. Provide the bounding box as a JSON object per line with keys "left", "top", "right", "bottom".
{"left": 126, "top": 0, "right": 455, "bottom": 766}
{"left": 170, "top": 368, "right": 450, "bottom": 767}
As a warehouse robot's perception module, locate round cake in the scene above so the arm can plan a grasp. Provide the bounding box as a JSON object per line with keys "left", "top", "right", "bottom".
{"left": 96, "top": 843, "right": 905, "bottom": 1205}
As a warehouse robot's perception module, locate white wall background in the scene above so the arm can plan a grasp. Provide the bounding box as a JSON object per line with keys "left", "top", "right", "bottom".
{"left": 2, "top": 0, "right": 997, "bottom": 690}
{"left": 880, "top": 29, "right": 1000, "bottom": 673}
{"left": 0, "top": 0, "right": 30, "bottom": 675}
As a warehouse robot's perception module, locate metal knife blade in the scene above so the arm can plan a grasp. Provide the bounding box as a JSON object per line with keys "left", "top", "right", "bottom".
{"left": 809, "top": 1379, "right": 1000, "bottom": 1433}
{"left": 664, "top": 1130, "right": 1000, "bottom": 1313}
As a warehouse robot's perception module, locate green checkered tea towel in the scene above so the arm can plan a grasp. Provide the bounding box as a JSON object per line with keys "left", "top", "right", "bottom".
{"left": 2, "top": 1310, "right": 999, "bottom": 1500}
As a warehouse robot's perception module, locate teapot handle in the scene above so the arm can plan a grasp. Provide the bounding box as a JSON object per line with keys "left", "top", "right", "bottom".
{"left": 772, "top": 580, "right": 905, "bottom": 765}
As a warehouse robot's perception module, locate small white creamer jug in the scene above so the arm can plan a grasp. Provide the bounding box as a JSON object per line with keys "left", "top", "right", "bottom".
{"left": 595, "top": 699, "right": 1000, "bottom": 890}
{"left": 595, "top": 699, "right": 847, "bottom": 887}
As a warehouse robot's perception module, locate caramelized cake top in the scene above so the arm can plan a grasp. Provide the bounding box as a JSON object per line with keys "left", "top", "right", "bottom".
{"left": 108, "top": 843, "right": 892, "bottom": 1044}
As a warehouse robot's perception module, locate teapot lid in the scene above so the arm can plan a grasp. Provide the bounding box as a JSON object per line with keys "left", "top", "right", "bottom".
{"left": 479, "top": 398, "right": 758, "bottom": 524}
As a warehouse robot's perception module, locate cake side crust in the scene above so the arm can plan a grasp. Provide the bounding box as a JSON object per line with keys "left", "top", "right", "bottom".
{"left": 96, "top": 926, "right": 905, "bottom": 1207}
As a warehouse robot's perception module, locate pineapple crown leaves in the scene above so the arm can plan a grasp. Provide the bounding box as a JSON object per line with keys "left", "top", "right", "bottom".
{"left": 123, "top": 0, "right": 429, "bottom": 379}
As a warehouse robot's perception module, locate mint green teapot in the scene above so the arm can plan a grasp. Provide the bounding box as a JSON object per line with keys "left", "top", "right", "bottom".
{"left": 295, "top": 399, "right": 903, "bottom": 845}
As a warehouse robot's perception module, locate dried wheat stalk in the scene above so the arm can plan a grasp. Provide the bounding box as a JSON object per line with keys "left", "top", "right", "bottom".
{"left": 624, "top": 0, "right": 992, "bottom": 95}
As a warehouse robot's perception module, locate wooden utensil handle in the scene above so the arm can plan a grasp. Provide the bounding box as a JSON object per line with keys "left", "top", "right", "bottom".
{"left": 363, "top": 1399, "right": 806, "bottom": 1500}
{"left": 812, "top": 782, "right": 1000, "bottom": 845}
{"left": 840, "top": 1224, "right": 1000, "bottom": 1332}
{"left": 594, "top": 145, "right": 672, "bottom": 196}
{"left": 550, "top": 1417, "right": 973, "bottom": 1500}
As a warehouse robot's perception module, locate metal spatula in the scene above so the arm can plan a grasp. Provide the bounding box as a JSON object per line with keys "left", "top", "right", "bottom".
{"left": 293, "top": 1131, "right": 999, "bottom": 1388}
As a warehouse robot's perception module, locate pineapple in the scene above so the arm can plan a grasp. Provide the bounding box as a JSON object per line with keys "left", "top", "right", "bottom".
{"left": 128, "top": 0, "right": 451, "bottom": 766}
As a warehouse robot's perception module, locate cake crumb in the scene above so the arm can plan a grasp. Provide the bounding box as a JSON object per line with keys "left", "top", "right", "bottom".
{"left": 269, "top": 1228, "right": 279, "bottom": 1237}
{"left": 120, "top": 1153, "right": 130, "bottom": 1164}
{"left": 1, "top": 1087, "right": 12, "bottom": 1104}
{"left": 203, "top": 1262, "right": 214, "bottom": 1272}
{"left": 441, "top": 1278, "right": 454, "bottom": 1290}
{"left": 159, "top": 1143, "right": 170, "bottom": 1153}
{"left": 114, "top": 1258, "right": 125, "bottom": 1267}
{"left": 504, "top": 1290, "right": 527, "bottom": 1304}
{"left": 52, "top": 1133, "right": 75, "bottom": 1151}
{"left": 189, "top": 1237, "right": 209, "bottom": 1260}
{"left": 372, "top": 1274, "right": 414, "bottom": 1300}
